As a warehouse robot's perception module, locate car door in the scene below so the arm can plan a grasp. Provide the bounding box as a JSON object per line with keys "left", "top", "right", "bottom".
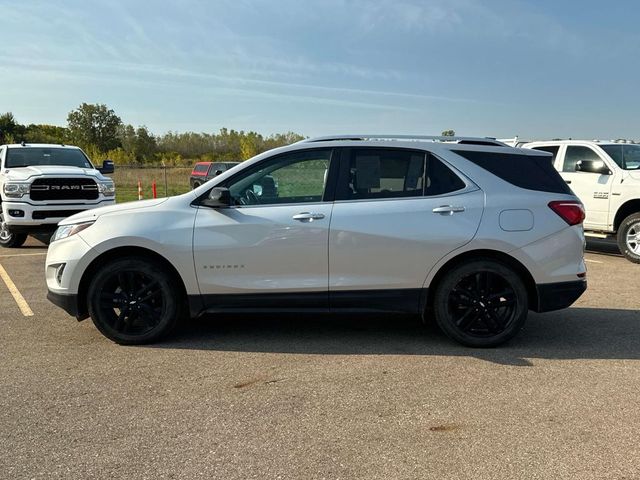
{"left": 193, "top": 148, "right": 336, "bottom": 309}
{"left": 328, "top": 147, "right": 484, "bottom": 312}
{"left": 557, "top": 145, "right": 613, "bottom": 229}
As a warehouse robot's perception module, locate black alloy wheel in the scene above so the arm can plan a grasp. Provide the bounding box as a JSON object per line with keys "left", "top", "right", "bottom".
{"left": 87, "top": 257, "right": 182, "bottom": 344}
{"left": 433, "top": 259, "right": 528, "bottom": 347}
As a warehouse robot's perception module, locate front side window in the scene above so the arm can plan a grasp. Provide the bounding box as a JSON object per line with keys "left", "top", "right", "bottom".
{"left": 226, "top": 149, "right": 332, "bottom": 205}
{"left": 5, "top": 148, "right": 93, "bottom": 168}
{"left": 336, "top": 148, "right": 465, "bottom": 200}
{"left": 563, "top": 146, "right": 601, "bottom": 172}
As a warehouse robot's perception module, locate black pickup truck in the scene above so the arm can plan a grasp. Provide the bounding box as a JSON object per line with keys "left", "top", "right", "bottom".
{"left": 190, "top": 161, "right": 240, "bottom": 189}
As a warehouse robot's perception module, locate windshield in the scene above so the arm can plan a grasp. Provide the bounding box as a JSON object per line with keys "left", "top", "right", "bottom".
{"left": 5, "top": 148, "right": 93, "bottom": 169}
{"left": 600, "top": 144, "right": 640, "bottom": 170}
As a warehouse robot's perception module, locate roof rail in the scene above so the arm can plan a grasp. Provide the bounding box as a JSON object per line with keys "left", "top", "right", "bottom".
{"left": 300, "top": 135, "right": 508, "bottom": 147}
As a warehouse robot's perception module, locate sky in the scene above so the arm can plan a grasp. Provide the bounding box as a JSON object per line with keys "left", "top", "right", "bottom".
{"left": 0, "top": 0, "right": 638, "bottom": 140}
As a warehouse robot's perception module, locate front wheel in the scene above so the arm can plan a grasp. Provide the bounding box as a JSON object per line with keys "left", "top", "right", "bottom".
{"left": 87, "top": 257, "right": 183, "bottom": 344}
{"left": 433, "top": 259, "right": 528, "bottom": 347}
{"left": 0, "top": 212, "right": 27, "bottom": 248}
{"left": 617, "top": 213, "right": 640, "bottom": 263}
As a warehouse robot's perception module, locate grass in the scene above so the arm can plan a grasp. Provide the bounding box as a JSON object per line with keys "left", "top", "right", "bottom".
{"left": 110, "top": 166, "right": 192, "bottom": 203}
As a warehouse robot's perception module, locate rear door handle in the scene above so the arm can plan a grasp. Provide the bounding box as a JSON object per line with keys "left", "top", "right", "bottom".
{"left": 293, "top": 212, "right": 325, "bottom": 222}
{"left": 432, "top": 205, "right": 465, "bottom": 215}
{"left": 565, "top": 180, "right": 572, "bottom": 184}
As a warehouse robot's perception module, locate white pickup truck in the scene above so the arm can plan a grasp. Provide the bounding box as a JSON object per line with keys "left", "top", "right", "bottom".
{"left": 0, "top": 143, "right": 115, "bottom": 247}
{"left": 522, "top": 140, "right": 640, "bottom": 262}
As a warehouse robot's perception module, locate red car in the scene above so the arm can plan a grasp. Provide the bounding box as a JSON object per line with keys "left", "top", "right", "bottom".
{"left": 190, "top": 161, "right": 240, "bottom": 189}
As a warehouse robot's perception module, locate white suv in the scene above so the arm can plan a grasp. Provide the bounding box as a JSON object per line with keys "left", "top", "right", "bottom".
{"left": 46, "top": 135, "right": 587, "bottom": 347}
{"left": 522, "top": 140, "right": 640, "bottom": 262}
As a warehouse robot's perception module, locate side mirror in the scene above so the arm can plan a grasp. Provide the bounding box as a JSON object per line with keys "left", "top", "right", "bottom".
{"left": 99, "top": 159, "right": 115, "bottom": 174}
{"left": 201, "top": 187, "right": 231, "bottom": 208}
{"left": 575, "top": 160, "right": 611, "bottom": 175}
{"left": 213, "top": 169, "right": 223, "bottom": 177}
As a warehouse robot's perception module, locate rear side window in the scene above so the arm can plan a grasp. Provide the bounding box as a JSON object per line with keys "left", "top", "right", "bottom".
{"left": 531, "top": 146, "right": 559, "bottom": 164}
{"left": 336, "top": 148, "right": 465, "bottom": 200}
{"left": 453, "top": 150, "right": 572, "bottom": 195}
{"left": 563, "top": 146, "right": 600, "bottom": 172}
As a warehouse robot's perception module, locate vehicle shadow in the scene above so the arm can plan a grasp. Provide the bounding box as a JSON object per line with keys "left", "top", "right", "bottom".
{"left": 150, "top": 307, "right": 640, "bottom": 366}
{"left": 585, "top": 237, "right": 621, "bottom": 257}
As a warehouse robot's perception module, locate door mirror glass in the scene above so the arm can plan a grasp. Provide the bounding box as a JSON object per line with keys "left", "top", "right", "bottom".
{"left": 575, "top": 159, "right": 611, "bottom": 175}
{"left": 99, "top": 159, "right": 115, "bottom": 174}
{"left": 202, "top": 187, "right": 231, "bottom": 208}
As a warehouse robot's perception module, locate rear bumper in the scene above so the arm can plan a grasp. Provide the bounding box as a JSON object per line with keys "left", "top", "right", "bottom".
{"left": 534, "top": 279, "right": 587, "bottom": 313}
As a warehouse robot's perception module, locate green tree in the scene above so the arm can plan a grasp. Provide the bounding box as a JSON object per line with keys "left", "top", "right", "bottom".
{"left": 0, "top": 112, "right": 24, "bottom": 143}
{"left": 441, "top": 129, "right": 455, "bottom": 137}
{"left": 67, "top": 103, "right": 122, "bottom": 152}
{"left": 24, "top": 124, "right": 69, "bottom": 144}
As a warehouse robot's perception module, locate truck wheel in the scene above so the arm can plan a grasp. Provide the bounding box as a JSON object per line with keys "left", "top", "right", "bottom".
{"left": 433, "top": 259, "right": 528, "bottom": 347}
{"left": 87, "top": 257, "right": 183, "bottom": 344}
{"left": 0, "top": 212, "right": 27, "bottom": 248}
{"left": 192, "top": 181, "right": 201, "bottom": 189}
{"left": 617, "top": 213, "right": 640, "bottom": 263}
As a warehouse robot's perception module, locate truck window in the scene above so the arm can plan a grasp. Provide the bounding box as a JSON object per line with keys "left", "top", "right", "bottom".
{"left": 531, "top": 146, "right": 559, "bottom": 164}
{"left": 600, "top": 144, "right": 640, "bottom": 170}
{"left": 563, "top": 146, "right": 601, "bottom": 172}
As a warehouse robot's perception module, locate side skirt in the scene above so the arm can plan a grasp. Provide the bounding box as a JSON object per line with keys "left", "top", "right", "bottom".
{"left": 189, "top": 288, "right": 427, "bottom": 318}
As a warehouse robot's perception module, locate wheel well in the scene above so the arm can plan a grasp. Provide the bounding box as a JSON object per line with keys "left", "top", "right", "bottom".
{"left": 76, "top": 246, "right": 188, "bottom": 319}
{"left": 613, "top": 200, "right": 640, "bottom": 232}
{"left": 426, "top": 249, "right": 538, "bottom": 313}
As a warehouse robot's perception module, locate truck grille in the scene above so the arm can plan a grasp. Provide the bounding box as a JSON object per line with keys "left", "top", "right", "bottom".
{"left": 30, "top": 178, "right": 99, "bottom": 201}
{"left": 32, "top": 210, "right": 84, "bottom": 220}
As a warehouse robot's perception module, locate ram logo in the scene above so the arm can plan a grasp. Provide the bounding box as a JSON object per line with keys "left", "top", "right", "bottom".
{"left": 50, "top": 185, "right": 81, "bottom": 191}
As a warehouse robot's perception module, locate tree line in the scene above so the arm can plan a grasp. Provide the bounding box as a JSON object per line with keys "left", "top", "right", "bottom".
{"left": 0, "top": 103, "right": 304, "bottom": 166}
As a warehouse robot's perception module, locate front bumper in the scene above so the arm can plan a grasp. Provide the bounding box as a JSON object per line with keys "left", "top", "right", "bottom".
{"left": 534, "top": 279, "right": 587, "bottom": 313}
{"left": 2, "top": 199, "right": 115, "bottom": 228}
{"left": 47, "top": 290, "right": 87, "bottom": 320}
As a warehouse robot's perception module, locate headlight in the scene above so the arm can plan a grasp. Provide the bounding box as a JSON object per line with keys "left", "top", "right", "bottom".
{"left": 51, "top": 221, "right": 95, "bottom": 242}
{"left": 3, "top": 182, "right": 30, "bottom": 198}
{"left": 97, "top": 181, "right": 115, "bottom": 196}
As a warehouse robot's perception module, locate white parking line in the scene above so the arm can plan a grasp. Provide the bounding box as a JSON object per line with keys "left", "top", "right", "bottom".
{"left": 0, "top": 252, "right": 47, "bottom": 258}
{"left": 0, "top": 262, "right": 34, "bottom": 316}
{"left": 584, "top": 258, "right": 603, "bottom": 264}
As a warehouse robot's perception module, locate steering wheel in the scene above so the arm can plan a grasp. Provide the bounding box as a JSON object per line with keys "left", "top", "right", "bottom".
{"left": 243, "top": 189, "right": 259, "bottom": 205}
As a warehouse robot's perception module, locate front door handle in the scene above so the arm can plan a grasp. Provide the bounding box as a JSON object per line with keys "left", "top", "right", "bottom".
{"left": 293, "top": 212, "right": 325, "bottom": 222}
{"left": 432, "top": 205, "right": 465, "bottom": 215}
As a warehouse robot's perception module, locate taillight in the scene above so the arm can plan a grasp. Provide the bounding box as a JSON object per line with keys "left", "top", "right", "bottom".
{"left": 548, "top": 201, "right": 585, "bottom": 226}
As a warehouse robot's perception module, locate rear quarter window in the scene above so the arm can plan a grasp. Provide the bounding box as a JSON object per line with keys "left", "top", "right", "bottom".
{"left": 452, "top": 150, "right": 572, "bottom": 195}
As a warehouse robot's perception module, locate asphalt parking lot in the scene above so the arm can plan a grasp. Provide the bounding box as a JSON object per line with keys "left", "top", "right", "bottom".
{"left": 0, "top": 238, "right": 639, "bottom": 479}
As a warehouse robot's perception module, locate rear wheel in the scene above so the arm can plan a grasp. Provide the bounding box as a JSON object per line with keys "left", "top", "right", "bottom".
{"left": 617, "top": 213, "right": 640, "bottom": 263}
{"left": 192, "top": 181, "right": 201, "bottom": 189}
{"left": 87, "top": 257, "right": 183, "bottom": 344}
{"left": 433, "top": 259, "right": 528, "bottom": 347}
{"left": 0, "top": 212, "right": 27, "bottom": 248}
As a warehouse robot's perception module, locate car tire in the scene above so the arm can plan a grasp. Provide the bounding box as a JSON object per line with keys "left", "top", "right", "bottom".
{"left": 616, "top": 213, "right": 640, "bottom": 263}
{"left": 192, "top": 181, "right": 201, "bottom": 189}
{"left": 87, "top": 257, "right": 184, "bottom": 345}
{"left": 0, "top": 211, "right": 27, "bottom": 248}
{"left": 433, "top": 259, "right": 528, "bottom": 348}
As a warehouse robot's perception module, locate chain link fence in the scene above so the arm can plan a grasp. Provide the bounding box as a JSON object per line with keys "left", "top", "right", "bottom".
{"left": 109, "top": 165, "right": 192, "bottom": 203}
